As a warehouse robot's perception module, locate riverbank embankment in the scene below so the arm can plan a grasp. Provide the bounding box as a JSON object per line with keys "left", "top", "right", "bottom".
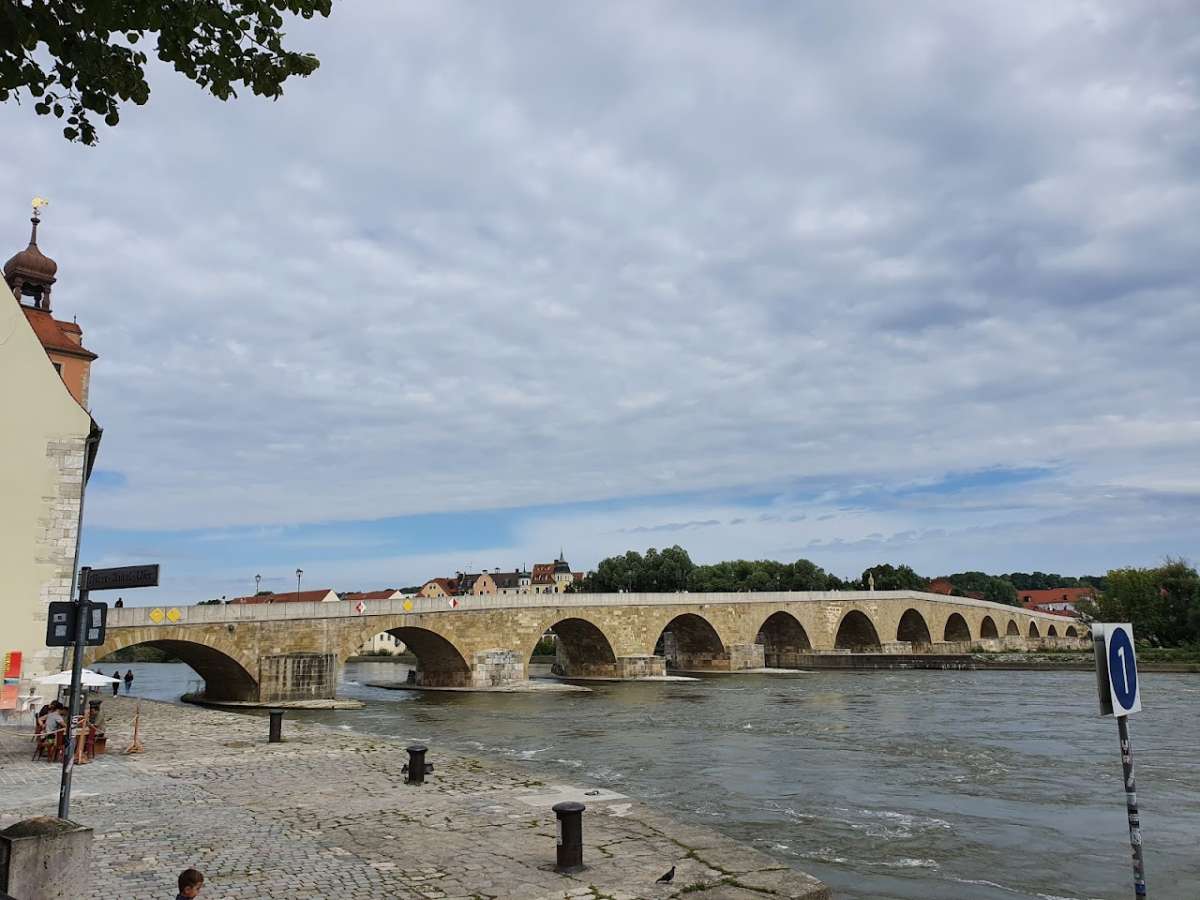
{"left": 0, "top": 696, "right": 828, "bottom": 899}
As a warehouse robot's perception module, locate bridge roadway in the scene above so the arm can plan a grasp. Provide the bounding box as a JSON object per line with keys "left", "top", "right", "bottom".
{"left": 89, "top": 590, "right": 1089, "bottom": 703}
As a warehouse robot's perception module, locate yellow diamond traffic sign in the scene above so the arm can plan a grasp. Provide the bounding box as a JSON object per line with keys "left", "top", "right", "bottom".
{"left": 166, "top": 607, "right": 181, "bottom": 623}
{"left": 148, "top": 608, "right": 164, "bottom": 624}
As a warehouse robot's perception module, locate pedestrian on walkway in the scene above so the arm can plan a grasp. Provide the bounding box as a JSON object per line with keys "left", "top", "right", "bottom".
{"left": 176, "top": 867, "right": 204, "bottom": 898}
{"left": 123, "top": 669, "right": 134, "bottom": 694}
{"left": 111, "top": 671, "right": 120, "bottom": 696}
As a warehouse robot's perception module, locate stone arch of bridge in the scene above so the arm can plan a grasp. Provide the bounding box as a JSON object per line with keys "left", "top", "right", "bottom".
{"left": 834, "top": 609, "right": 882, "bottom": 651}
{"left": 1006, "top": 619, "right": 1020, "bottom": 636}
{"left": 340, "top": 616, "right": 478, "bottom": 687}
{"left": 652, "top": 612, "right": 730, "bottom": 671}
{"left": 379, "top": 626, "right": 473, "bottom": 687}
{"left": 979, "top": 615, "right": 999, "bottom": 639}
{"left": 1028, "top": 620, "right": 1041, "bottom": 637}
{"left": 1065, "top": 625, "right": 1078, "bottom": 637}
{"left": 90, "top": 635, "right": 258, "bottom": 702}
{"left": 943, "top": 612, "right": 971, "bottom": 643}
{"left": 524, "top": 616, "right": 619, "bottom": 678}
{"left": 1047, "top": 623, "right": 1058, "bottom": 637}
{"left": 896, "top": 608, "right": 932, "bottom": 646}
{"left": 755, "top": 611, "right": 811, "bottom": 667}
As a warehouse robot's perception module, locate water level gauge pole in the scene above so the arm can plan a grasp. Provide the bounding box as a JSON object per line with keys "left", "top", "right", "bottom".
{"left": 1117, "top": 715, "right": 1146, "bottom": 898}
{"left": 1094, "top": 623, "right": 1147, "bottom": 899}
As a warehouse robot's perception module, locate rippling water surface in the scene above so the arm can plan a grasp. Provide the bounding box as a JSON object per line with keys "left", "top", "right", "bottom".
{"left": 123, "top": 662, "right": 1200, "bottom": 899}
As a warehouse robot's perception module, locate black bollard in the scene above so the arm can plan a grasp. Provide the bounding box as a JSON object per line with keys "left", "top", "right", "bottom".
{"left": 405, "top": 743, "right": 428, "bottom": 785}
{"left": 552, "top": 801, "right": 586, "bottom": 872}
{"left": 268, "top": 709, "right": 284, "bottom": 743}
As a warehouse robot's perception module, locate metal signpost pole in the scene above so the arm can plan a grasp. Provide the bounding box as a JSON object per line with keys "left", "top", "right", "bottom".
{"left": 1094, "top": 623, "right": 1146, "bottom": 899}
{"left": 58, "top": 567, "right": 90, "bottom": 820}
{"left": 1117, "top": 714, "right": 1146, "bottom": 897}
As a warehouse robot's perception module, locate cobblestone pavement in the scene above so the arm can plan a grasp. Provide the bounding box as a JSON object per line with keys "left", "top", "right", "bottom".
{"left": 1, "top": 698, "right": 828, "bottom": 899}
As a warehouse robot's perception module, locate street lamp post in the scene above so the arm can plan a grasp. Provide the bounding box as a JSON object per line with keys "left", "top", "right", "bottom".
{"left": 255, "top": 573, "right": 261, "bottom": 595}
{"left": 296, "top": 568, "right": 303, "bottom": 602}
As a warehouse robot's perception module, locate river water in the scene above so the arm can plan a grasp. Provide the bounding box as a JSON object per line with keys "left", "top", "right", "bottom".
{"left": 117, "top": 662, "right": 1199, "bottom": 900}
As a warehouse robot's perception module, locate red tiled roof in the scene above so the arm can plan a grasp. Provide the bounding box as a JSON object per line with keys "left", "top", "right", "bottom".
{"left": 229, "top": 588, "right": 335, "bottom": 605}
{"left": 22, "top": 307, "right": 96, "bottom": 359}
{"left": 423, "top": 578, "right": 460, "bottom": 596}
{"left": 342, "top": 590, "right": 395, "bottom": 602}
{"left": 531, "top": 563, "right": 556, "bottom": 584}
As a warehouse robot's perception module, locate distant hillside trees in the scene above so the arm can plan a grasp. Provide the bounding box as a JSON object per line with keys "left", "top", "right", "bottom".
{"left": 580, "top": 547, "right": 843, "bottom": 592}
{"left": 583, "top": 546, "right": 696, "bottom": 592}
{"left": 941, "top": 571, "right": 1018, "bottom": 606}
{"left": 1077, "top": 559, "right": 1200, "bottom": 647}
{"left": 860, "top": 563, "right": 926, "bottom": 591}
{"left": 1003, "top": 571, "right": 1109, "bottom": 593}
{"left": 689, "top": 558, "right": 843, "bottom": 592}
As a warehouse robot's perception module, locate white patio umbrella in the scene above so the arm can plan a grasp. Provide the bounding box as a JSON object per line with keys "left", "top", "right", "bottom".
{"left": 38, "top": 668, "right": 121, "bottom": 686}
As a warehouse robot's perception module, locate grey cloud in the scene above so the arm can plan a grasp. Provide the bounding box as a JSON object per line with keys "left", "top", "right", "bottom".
{"left": 0, "top": 0, "right": 1196, "bottom": 585}
{"left": 621, "top": 519, "right": 721, "bottom": 535}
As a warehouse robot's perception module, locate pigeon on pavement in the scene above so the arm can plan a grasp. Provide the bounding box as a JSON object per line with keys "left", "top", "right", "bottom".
{"left": 656, "top": 865, "right": 675, "bottom": 884}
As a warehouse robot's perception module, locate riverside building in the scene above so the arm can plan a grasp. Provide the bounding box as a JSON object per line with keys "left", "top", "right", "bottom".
{"left": 1, "top": 203, "right": 101, "bottom": 707}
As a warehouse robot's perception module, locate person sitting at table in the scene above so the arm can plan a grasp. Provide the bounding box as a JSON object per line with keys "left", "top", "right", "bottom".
{"left": 88, "top": 700, "right": 108, "bottom": 752}
{"left": 88, "top": 700, "right": 106, "bottom": 737}
{"left": 41, "top": 702, "right": 66, "bottom": 758}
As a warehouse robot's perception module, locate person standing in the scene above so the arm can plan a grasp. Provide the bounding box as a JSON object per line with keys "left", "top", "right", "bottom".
{"left": 112, "top": 671, "right": 121, "bottom": 696}
{"left": 123, "top": 669, "right": 134, "bottom": 694}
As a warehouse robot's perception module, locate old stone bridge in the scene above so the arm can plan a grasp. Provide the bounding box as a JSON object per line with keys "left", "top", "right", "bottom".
{"left": 89, "top": 591, "right": 1088, "bottom": 703}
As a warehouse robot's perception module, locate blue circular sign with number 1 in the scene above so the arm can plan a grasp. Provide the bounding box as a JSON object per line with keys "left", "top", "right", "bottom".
{"left": 1108, "top": 627, "right": 1138, "bottom": 712}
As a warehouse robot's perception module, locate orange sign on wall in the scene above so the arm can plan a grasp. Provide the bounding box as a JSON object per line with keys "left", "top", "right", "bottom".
{"left": 1, "top": 651, "right": 20, "bottom": 711}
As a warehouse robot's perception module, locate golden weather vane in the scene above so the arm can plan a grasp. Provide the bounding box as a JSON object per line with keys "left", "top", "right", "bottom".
{"left": 31, "top": 196, "right": 49, "bottom": 219}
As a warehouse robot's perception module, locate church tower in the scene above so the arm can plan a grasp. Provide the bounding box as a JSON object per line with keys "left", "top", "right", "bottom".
{"left": 4, "top": 203, "right": 97, "bottom": 407}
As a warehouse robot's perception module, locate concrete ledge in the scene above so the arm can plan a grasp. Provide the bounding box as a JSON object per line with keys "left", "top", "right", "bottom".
{"left": 1, "top": 817, "right": 92, "bottom": 900}
{"left": 366, "top": 680, "right": 591, "bottom": 693}
{"left": 182, "top": 694, "right": 365, "bottom": 710}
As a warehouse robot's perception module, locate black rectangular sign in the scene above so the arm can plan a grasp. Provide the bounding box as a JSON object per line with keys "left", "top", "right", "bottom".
{"left": 82, "top": 564, "right": 159, "bottom": 592}
{"left": 44, "top": 601, "right": 107, "bottom": 647}
{"left": 45, "top": 601, "right": 74, "bottom": 647}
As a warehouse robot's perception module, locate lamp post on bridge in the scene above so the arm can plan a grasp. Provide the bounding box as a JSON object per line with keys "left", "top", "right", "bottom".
{"left": 255, "top": 573, "right": 261, "bottom": 595}
{"left": 296, "top": 568, "right": 303, "bottom": 603}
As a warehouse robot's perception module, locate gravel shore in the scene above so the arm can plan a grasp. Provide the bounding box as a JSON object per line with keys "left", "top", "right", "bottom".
{"left": 1, "top": 696, "right": 828, "bottom": 899}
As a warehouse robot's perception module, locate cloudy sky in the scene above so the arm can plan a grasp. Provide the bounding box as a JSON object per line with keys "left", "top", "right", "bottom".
{"left": 3, "top": 2, "right": 1198, "bottom": 604}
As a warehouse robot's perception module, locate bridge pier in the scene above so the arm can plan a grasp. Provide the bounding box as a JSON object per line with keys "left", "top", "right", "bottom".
{"left": 470, "top": 650, "right": 525, "bottom": 687}
{"left": 616, "top": 655, "right": 666, "bottom": 678}
{"left": 258, "top": 653, "right": 338, "bottom": 703}
{"left": 729, "top": 642, "right": 765, "bottom": 670}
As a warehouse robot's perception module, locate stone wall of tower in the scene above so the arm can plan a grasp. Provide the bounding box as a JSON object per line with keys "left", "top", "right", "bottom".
{"left": 27, "top": 438, "right": 88, "bottom": 680}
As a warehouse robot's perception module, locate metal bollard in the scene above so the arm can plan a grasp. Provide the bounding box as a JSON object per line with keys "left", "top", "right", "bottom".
{"left": 552, "top": 801, "right": 586, "bottom": 872}
{"left": 405, "top": 743, "right": 430, "bottom": 785}
{"left": 268, "top": 709, "right": 284, "bottom": 743}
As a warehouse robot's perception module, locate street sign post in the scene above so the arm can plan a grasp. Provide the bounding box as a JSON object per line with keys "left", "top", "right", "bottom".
{"left": 1093, "top": 623, "right": 1146, "bottom": 898}
{"left": 81, "top": 564, "right": 159, "bottom": 592}
{"left": 52, "top": 562, "right": 158, "bottom": 820}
